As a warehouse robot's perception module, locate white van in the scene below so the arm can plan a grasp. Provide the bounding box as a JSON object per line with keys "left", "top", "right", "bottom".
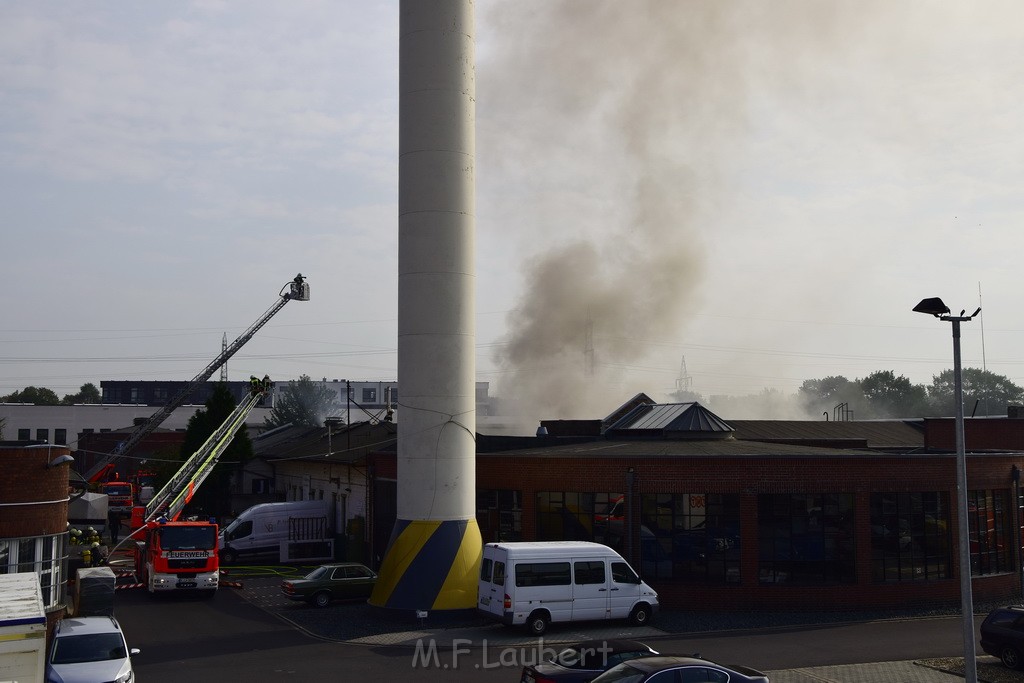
{"left": 218, "top": 500, "right": 334, "bottom": 564}
{"left": 477, "top": 541, "right": 659, "bottom": 635}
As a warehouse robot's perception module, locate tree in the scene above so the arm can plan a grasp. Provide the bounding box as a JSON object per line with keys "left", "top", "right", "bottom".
{"left": 264, "top": 375, "right": 341, "bottom": 429}
{"left": 62, "top": 382, "right": 101, "bottom": 405}
{"left": 1, "top": 386, "right": 61, "bottom": 405}
{"left": 797, "top": 376, "right": 863, "bottom": 419}
{"left": 928, "top": 368, "right": 1024, "bottom": 417}
{"left": 859, "top": 370, "right": 929, "bottom": 418}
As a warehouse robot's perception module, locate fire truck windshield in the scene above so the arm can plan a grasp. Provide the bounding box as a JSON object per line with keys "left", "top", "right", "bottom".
{"left": 105, "top": 485, "right": 132, "bottom": 497}
{"left": 157, "top": 525, "right": 217, "bottom": 550}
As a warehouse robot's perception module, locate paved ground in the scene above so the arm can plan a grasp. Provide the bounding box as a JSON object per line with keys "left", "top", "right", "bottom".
{"left": 227, "top": 570, "right": 1002, "bottom": 682}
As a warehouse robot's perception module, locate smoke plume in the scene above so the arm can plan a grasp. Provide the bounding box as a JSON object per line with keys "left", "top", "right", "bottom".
{"left": 477, "top": 2, "right": 823, "bottom": 424}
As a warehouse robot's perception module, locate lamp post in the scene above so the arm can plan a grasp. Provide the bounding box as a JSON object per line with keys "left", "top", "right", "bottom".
{"left": 914, "top": 297, "right": 981, "bottom": 683}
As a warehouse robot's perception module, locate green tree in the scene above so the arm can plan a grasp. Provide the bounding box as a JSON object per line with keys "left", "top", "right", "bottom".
{"left": 928, "top": 368, "right": 1024, "bottom": 417}
{"left": 859, "top": 370, "right": 929, "bottom": 418}
{"left": 160, "top": 383, "right": 254, "bottom": 518}
{"left": 264, "top": 375, "right": 341, "bottom": 429}
{"left": 62, "top": 382, "right": 101, "bottom": 405}
{"left": 2, "top": 386, "right": 61, "bottom": 405}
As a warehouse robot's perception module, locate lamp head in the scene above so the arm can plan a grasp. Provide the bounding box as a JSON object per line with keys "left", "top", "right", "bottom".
{"left": 913, "top": 297, "right": 950, "bottom": 317}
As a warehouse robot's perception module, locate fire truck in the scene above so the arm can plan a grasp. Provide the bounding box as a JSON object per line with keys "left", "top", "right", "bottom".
{"left": 123, "top": 381, "right": 271, "bottom": 596}
{"left": 101, "top": 479, "right": 135, "bottom": 515}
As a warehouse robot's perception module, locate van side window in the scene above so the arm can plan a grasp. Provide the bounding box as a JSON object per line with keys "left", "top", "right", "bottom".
{"left": 480, "top": 558, "right": 492, "bottom": 581}
{"left": 492, "top": 561, "right": 506, "bottom": 585}
{"left": 515, "top": 562, "right": 571, "bottom": 587}
{"left": 574, "top": 561, "right": 605, "bottom": 585}
{"left": 611, "top": 561, "right": 640, "bottom": 585}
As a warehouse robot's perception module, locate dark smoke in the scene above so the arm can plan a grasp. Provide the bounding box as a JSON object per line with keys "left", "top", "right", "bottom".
{"left": 477, "top": 2, "right": 820, "bottom": 424}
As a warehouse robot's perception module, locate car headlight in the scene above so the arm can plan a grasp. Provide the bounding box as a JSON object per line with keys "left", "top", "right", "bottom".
{"left": 115, "top": 669, "right": 133, "bottom": 683}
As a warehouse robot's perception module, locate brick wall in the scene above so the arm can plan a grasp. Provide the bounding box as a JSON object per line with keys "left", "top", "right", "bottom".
{"left": 371, "top": 448, "right": 1024, "bottom": 611}
{"left": 0, "top": 444, "right": 72, "bottom": 537}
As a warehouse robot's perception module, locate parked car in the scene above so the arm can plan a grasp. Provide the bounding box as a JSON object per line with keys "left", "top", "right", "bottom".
{"left": 590, "top": 655, "right": 769, "bottom": 683}
{"left": 281, "top": 563, "right": 378, "bottom": 607}
{"left": 520, "top": 639, "right": 659, "bottom": 682}
{"left": 46, "top": 616, "right": 139, "bottom": 683}
{"left": 980, "top": 605, "right": 1024, "bottom": 669}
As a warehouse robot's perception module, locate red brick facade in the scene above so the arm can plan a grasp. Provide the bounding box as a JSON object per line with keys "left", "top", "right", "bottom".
{"left": 0, "top": 444, "right": 73, "bottom": 538}
{"left": 371, "top": 446, "right": 1024, "bottom": 612}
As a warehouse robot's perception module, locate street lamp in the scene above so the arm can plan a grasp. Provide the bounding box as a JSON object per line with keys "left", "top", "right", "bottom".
{"left": 914, "top": 297, "right": 981, "bottom": 683}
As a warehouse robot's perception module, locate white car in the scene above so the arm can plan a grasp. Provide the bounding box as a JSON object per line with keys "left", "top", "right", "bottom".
{"left": 46, "top": 616, "right": 139, "bottom": 683}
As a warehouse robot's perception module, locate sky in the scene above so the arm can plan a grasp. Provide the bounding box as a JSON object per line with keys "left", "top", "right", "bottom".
{"left": 3, "top": 1, "right": 1024, "bottom": 427}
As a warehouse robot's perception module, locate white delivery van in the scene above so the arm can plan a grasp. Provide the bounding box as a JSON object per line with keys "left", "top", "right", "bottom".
{"left": 477, "top": 541, "right": 658, "bottom": 635}
{"left": 219, "top": 500, "right": 334, "bottom": 564}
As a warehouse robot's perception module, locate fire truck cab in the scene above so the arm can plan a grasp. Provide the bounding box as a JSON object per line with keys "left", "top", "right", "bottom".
{"left": 136, "top": 518, "right": 219, "bottom": 595}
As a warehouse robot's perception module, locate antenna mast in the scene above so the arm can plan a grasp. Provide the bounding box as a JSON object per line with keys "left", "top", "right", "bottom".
{"left": 220, "top": 333, "right": 228, "bottom": 383}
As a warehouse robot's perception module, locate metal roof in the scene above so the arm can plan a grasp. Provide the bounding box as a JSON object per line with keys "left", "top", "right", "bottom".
{"left": 606, "top": 402, "right": 733, "bottom": 437}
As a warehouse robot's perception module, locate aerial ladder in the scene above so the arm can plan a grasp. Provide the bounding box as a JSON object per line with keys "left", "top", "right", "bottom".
{"left": 82, "top": 274, "right": 309, "bottom": 482}
{"left": 140, "top": 387, "right": 266, "bottom": 525}
{"left": 109, "top": 381, "right": 270, "bottom": 594}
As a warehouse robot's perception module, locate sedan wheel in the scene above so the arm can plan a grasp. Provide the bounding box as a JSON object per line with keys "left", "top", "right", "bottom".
{"left": 1002, "top": 645, "right": 1021, "bottom": 669}
{"left": 313, "top": 592, "right": 331, "bottom": 608}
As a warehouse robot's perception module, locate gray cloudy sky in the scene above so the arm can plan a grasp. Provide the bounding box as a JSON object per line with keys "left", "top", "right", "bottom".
{"left": 3, "top": 1, "right": 1023, "bottom": 425}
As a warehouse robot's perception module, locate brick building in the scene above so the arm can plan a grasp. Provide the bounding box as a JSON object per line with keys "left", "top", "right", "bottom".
{"left": 369, "top": 401, "right": 1024, "bottom": 612}
{"left": 0, "top": 442, "right": 75, "bottom": 629}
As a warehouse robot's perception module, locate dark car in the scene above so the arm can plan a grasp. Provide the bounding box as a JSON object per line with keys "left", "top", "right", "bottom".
{"left": 281, "top": 563, "right": 378, "bottom": 608}
{"left": 590, "top": 655, "right": 770, "bottom": 683}
{"left": 980, "top": 605, "right": 1024, "bottom": 669}
{"left": 520, "top": 639, "right": 659, "bottom": 683}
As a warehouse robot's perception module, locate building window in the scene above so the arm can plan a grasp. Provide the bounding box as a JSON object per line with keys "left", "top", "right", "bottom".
{"left": 477, "top": 489, "right": 522, "bottom": 542}
{"left": 0, "top": 533, "right": 68, "bottom": 609}
{"left": 251, "top": 478, "right": 272, "bottom": 495}
{"left": 640, "top": 493, "right": 740, "bottom": 583}
{"left": 54, "top": 429, "right": 67, "bottom": 445}
{"left": 362, "top": 388, "right": 377, "bottom": 403}
{"left": 969, "top": 489, "right": 1014, "bottom": 576}
{"left": 759, "top": 493, "right": 855, "bottom": 585}
{"left": 36, "top": 429, "right": 48, "bottom": 442}
{"left": 17, "top": 428, "right": 30, "bottom": 440}
{"left": 536, "top": 491, "right": 622, "bottom": 543}
{"left": 387, "top": 386, "right": 397, "bottom": 404}
{"left": 154, "top": 387, "right": 168, "bottom": 402}
{"left": 871, "top": 491, "right": 951, "bottom": 582}
{"left": 130, "top": 388, "right": 141, "bottom": 404}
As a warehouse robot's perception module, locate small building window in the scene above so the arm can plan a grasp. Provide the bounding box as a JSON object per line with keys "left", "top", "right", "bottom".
{"left": 362, "top": 388, "right": 377, "bottom": 403}
{"left": 17, "top": 428, "right": 30, "bottom": 440}
{"left": 54, "top": 429, "right": 67, "bottom": 445}
{"left": 36, "top": 429, "right": 48, "bottom": 442}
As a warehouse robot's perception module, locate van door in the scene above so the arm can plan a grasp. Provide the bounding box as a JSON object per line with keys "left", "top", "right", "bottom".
{"left": 607, "top": 559, "right": 642, "bottom": 618}
{"left": 478, "top": 551, "right": 506, "bottom": 619}
{"left": 571, "top": 559, "right": 609, "bottom": 621}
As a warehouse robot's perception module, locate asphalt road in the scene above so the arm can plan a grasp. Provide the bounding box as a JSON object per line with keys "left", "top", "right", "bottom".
{"left": 113, "top": 577, "right": 982, "bottom": 682}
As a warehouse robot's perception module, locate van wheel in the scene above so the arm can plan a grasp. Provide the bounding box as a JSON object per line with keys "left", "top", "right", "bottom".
{"left": 526, "top": 611, "right": 549, "bottom": 636}
{"left": 1001, "top": 645, "right": 1022, "bottom": 669}
{"left": 629, "top": 604, "right": 652, "bottom": 626}
{"left": 220, "top": 548, "right": 237, "bottom": 565}
{"left": 312, "top": 591, "right": 331, "bottom": 608}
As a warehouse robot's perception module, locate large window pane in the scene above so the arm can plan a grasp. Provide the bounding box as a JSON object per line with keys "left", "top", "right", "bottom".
{"left": 870, "top": 492, "right": 951, "bottom": 582}
{"left": 759, "top": 494, "right": 855, "bottom": 585}
{"left": 969, "top": 489, "right": 1014, "bottom": 576}
{"left": 640, "top": 493, "right": 740, "bottom": 583}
